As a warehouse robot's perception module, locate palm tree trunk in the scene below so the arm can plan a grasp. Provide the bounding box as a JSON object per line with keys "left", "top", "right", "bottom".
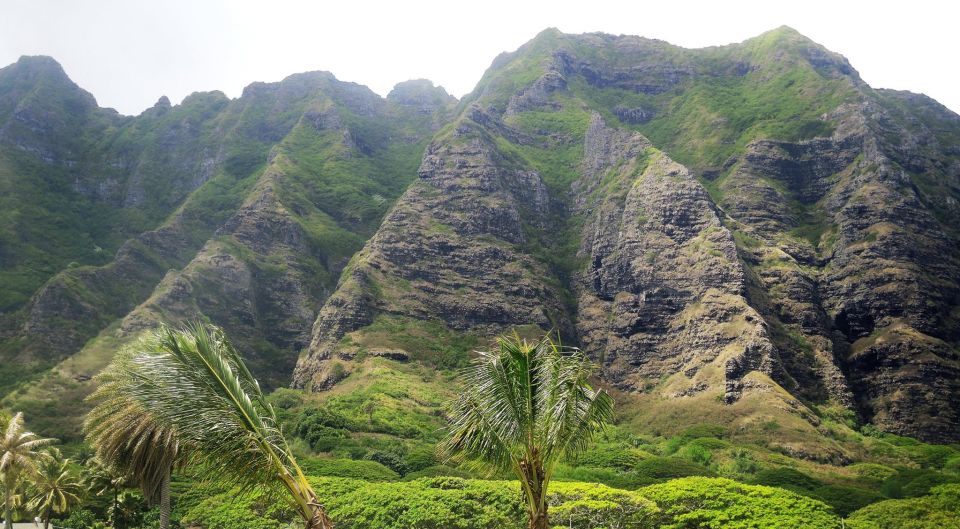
{"left": 159, "top": 468, "right": 171, "bottom": 529}
{"left": 528, "top": 508, "right": 549, "bottom": 529}
{"left": 305, "top": 509, "right": 334, "bottom": 529}
{"left": 3, "top": 482, "right": 12, "bottom": 529}
{"left": 43, "top": 505, "right": 51, "bottom": 529}
{"left": 304, "top": 489, "right": 334, "bottom": 529}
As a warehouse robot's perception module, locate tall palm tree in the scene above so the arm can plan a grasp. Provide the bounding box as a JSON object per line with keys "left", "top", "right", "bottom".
{"left": 27, "top": 452, "right": 83, "bottom": 529}
{"left": 88, "top": 323, "right": 334, "bottom": 529}
{"left": 440, "top": 334, "right": 614, "bottom": 529}
{"left": 0, "top": 412, "right": 55, "bottom": 529}
{"left": 86, "top": 372, "right": 184, "bottom": 529}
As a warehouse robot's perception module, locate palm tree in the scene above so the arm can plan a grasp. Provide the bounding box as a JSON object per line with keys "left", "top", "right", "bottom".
{"left": 0, "top": 412, "right": 55, "bottom": 529}
{"left": 88, "top": 323, "right": 334, "bottom": 529}
{"left": 82, "top": 458, "right": 130, "bottom": 525}
{"left": 440, "top": 334, "right": 614, "bottom": 529}
{"left": 27, "top": 452, "right": 83, "bottom": 529}
{"left": 85, "top": 375, "right": 184, "bottom": 529}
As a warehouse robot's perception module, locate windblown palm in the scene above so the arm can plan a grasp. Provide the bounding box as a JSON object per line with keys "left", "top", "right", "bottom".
{"left": 440, "top": 334, "right": 613, "bottom": 529}
{"left": 0, "top": 412, "right": 55, "bottom": 529}
{"left": 27, "top": 453, "right": 83, "bottom": 529}
{"left": 88, "top": 323, "right": 333, "bottom": 529}
{"left": 86, "top": 369, "right": 185, "bottom": 529}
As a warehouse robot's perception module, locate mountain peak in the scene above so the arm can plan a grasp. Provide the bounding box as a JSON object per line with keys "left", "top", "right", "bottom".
{"left": 2, "top": 55, "right": 71, "bottom": 85}
{"left": 387, "top": 79, "right": 456, "bottom": 107}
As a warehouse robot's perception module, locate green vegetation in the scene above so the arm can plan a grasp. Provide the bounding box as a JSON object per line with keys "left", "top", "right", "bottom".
{"left": 6, "top": 346, "right": 960, "bottom": 527}
{"left": 641, "top": 477, "right": 839, "bottom": 528}
{"left": 846, "top": 484, "right": 960, "bottom": 529}
{"left": 337, "top": 315, "right": 483, "bottom": 370}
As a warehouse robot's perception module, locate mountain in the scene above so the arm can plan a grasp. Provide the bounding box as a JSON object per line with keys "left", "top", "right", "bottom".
{"left": 291, "top": 27, "right": 960, "bottom": 447}
{"left": 2, "top": 27, "right": 959, "bottom": 451}
{"left": 0, "top": 57, "right": 454, "bottom": 434}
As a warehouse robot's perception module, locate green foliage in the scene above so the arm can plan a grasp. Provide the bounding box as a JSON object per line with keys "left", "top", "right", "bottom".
{"left": 547, "top": 481, "right": 658, "bottom": 529}
{"left": 62, "top": 508, "right": 99, "bottom": 528}
{"left": 634, "top": 457, "right": 715, "bottom": 483}
{"left": 641, "top": 477, "right": 841, "bottom": 529}
{"left": 182, "top": 476, "right": 662, "bottom": 529}
{"left": 316, "top": 477, "right": 525, "bottom": 529}
{"left": 812, "top": 485, "right": 885, "bottom": 517}
{"left": 880, "top": 467, "right": 959, "bottom": 499}
{"left": 903, "top": 443, "right": 958, "bottom": 469}
{"left": 88, "top": 324, "right": 332, "bottom": 525}
{"left": 182, "top": 486, "right": 295, "bottom": 529}
{"left": 553, "top": 464, "right": 651, "bottom": 490}
{"left": 753, "top": 467, "right": 822, "bottom": 493}
{"left": 573, "top": 446, "right": 647, "bottom": 471}
{"left": 681, "top": 424, "right": 728, "bottom": 440}
{"left": 849, "top": 463, "right": 898, "bottom": 484}
{"left": 297, "top": 457, "right": 399, "bottom": 481}
{"left": 846, "top": 484, "right": 960, "bottom": 529}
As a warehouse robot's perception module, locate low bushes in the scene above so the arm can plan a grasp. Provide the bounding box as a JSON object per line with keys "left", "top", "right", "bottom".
{"left": 635, "top": 456, "right": 715, "bottom": 483}
{"left": 297, "top": 457, "right": 399, "bottom": 481}
{"left": 181, "top": 476, "right": 848, "bottom": 529}
{"left": 752, "top": 467, "right": 822, "bottom": 492}
{"left": 641, "top": 477, "right": 840, "bottom": 529}
{"left": 846, "top": 484, "right": 960, "bottom": 529}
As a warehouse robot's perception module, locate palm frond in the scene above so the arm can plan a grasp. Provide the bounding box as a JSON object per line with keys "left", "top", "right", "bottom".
{"left": 87, "top": 323, "right": 330, "bottom": 527}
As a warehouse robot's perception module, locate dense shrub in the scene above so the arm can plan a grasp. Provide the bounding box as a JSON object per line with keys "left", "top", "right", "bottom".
{"left": 403, "top": 446, "right": 439, "bottom": 474}
{"left": 678, "top": 443, "right": 714, "bottom": 466}
{"left": 904, "top": 444, "right": 958, "bottom": 469}
{"left": 365, "top": 450, "right": 409, "bottom": 476}
{"left": 846, "top": 484, "right": 960, "bottom": 529}
{"left": 574, "top": 446, "right": 648, "bottom": 470}
{"left": 812, "top": 484, "right": 885, "bottom": 516}
{"left": 298, "top": 457, "right": 399, "bottom": 481}
{"left": 634, "top": 457, "right": 715, "bottom": 483}
{"left": 944, "top": 454, "right": 960, "bottom": 473}
{"left": 182, "top": 487, "right": 295, "bottom": 529}
{"left": 315, "top": 477, "right": 525, "bottom": 529}
{"left": 641, "top": 477, "right": 841, "bottom": 529}
{"left": 547, "top": 482, "right": 658, "bottom": 529}
{"left": 401, "top": 465, "right": 472, "bottom": 481}
{"left": 681, "top": 424, "right": 728, "bottom": 439}
{"left": 848, "top": 463, "right": 898, "bottom": 483}
{"left": 881, "top": 468, "right": 958, "bottom": 498}
{"left": 753, "top": 467, "right": 822, "bottom": 493}
{"left": 685, "top": 437, "right": 731, "bottom": 450}
{"left": 554, "top": 464, "right": 652, "bottom": 490}
{"left": 62, "top": 509, "right": 99, "bottom": 529}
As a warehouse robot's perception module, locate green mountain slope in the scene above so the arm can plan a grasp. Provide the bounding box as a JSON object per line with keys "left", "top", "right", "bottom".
{"left": 0, "top": 62, "right": 454, "bottom": 436}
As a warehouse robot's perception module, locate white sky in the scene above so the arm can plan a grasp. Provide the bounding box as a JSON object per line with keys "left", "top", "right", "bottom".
{"left": 1, "top": 0, "right": 957, "bottom": 116}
